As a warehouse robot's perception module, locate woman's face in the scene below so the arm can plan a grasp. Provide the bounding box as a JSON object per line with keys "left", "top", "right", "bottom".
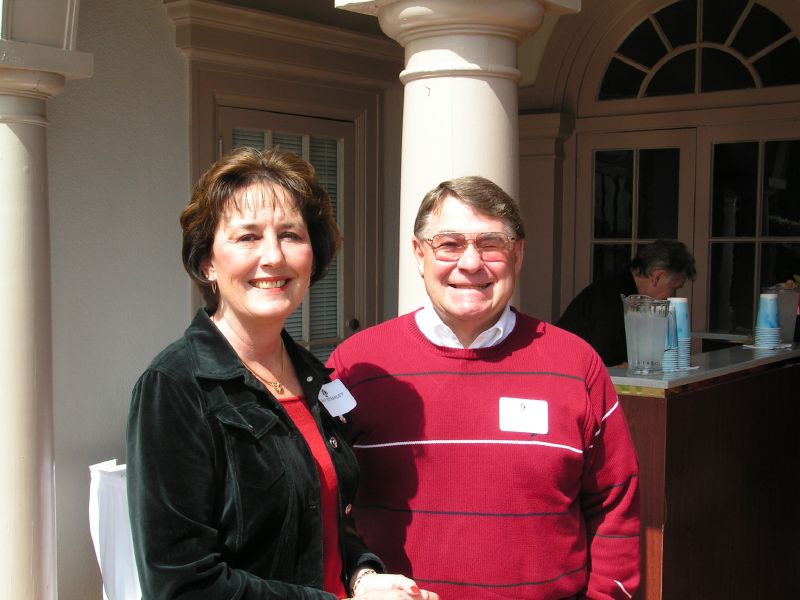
{"left": 204, "top": 183, "right": 313, "bottom": 331}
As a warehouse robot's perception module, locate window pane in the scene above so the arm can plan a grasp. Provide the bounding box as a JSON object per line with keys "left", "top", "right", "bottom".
{"left": 709, "top": 242, "right": 755, "bottom": 333}
{"left": 619, "top": 18, "right": 667, "bottom": 68}
{"left": 645, "top": 49, "right": 696, "bottom": 97}
{"left": 702, "top": 0, "right": 747, "bottom": 44}
{"left": 655, "top": 0, "right": 696, "bottom": 48}
{"left": 594, "top": 150, "right": 633, "bottom": 238}
{"left": 763, "top": 140, "right": 800, "bottom": 236}
{"left": 284, "top": 311, "right": 304, "bottom": 340}
{"left": 731, "top": 3, "right": 790, "bottom": 58}
{"left": 310, "top": 345, "right": 336, "bottom": 363}
{"left": 761, "top": 243, "right": 800, "bottom": 290}
{"left": 309, "top": 137, "right": 340, "bottom": 341}
{"left": 711, "top": 142, "right": 758, "bottom": 237}
{"left": 232, "top": 128, "right": 266, "bottom": 150}
{"left": 599, "top": 58, "right": 646, "bottom": 100}
{"left": 272, "top": 133, "right": 303, "bottom": 157}
{"left": 593, "top": 244, "right": 631, "bottom": 282}
{"left": 638, "top": 148, "right": 680, "bottom": 238}
{"left": 755, "top": 38, "right": 800, "bottom": 88}
{"left": 701, "top": 48, "right": 755, "bottom": 92}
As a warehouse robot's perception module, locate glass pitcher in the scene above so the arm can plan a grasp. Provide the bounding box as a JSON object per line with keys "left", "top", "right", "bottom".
{"left": 622, "top": 294, "right": 671, "bottom": 374}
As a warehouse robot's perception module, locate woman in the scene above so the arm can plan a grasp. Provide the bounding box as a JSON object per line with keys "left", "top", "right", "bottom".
{"left": 127, "top": 147, "right": 437, "bottom": 600}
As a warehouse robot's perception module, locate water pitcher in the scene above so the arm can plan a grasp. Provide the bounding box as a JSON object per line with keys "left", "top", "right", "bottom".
{"left": 622, "top": 294, "right": 671, "bottom": 374}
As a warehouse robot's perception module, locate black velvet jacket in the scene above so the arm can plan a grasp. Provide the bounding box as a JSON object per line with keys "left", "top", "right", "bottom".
{"left": 127, "top": 309, "right": 383, "bottom": 599}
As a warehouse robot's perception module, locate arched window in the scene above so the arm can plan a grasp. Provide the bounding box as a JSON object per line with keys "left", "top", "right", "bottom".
{"left": 599, "top": 0, "right": 800, "bottom": 100}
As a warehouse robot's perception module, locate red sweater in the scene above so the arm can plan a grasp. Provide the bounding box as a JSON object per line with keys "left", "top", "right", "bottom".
{"left": 327, "top": 310, "right": 640, "bottom": 600}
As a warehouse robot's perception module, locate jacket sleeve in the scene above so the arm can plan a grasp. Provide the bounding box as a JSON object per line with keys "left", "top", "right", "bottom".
{"left": 126, "top": 368, "right": 337, "bottom": 600}
{"left": 579, "top": 358, "right": 641, "bottom": 600}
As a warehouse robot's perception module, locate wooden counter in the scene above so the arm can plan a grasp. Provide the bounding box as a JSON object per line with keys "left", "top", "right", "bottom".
{"left": 608, "top": 346, "right": 800, "bottom": 600}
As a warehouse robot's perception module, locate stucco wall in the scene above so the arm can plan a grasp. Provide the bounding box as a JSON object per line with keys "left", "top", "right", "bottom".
{"left": 47, "top": 0, "right": 190, "bottom": 597}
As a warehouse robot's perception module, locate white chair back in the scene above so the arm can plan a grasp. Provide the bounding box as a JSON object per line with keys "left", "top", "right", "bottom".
{"left": 89, "top": 459, "right": 142, "bottom": 600}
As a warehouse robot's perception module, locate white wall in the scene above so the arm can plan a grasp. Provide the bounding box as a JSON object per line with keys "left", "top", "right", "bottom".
{"left": 47, "top": 0, "right": 190, "bottom": 597}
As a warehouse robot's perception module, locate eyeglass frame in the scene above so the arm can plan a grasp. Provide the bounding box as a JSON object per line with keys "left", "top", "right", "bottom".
{"left": 420, "top": 231, "right": 518, "bottom": 262}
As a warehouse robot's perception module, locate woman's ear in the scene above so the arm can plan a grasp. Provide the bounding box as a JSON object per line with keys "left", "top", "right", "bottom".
{"left": 202, "top": 257, "right": 215, "bottom": 283}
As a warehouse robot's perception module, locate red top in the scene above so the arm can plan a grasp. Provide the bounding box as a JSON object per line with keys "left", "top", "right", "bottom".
{"left": 279, "top": 395, "right": 346, "bottom": 598}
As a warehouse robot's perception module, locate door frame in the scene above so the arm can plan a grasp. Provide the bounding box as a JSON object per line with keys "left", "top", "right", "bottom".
{"left": 694, "top": 118, "right": 800, "bottom": 332}
{"left": 218, "top": 106, "right": 358, "bottom": 350}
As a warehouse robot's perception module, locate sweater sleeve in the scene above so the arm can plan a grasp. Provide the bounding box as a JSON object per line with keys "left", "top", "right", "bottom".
{"left": 579, "top": 358, "right": 641, "bottom": 599}
{"left": 127, "top": 369, "right": 338, "bottom": 600}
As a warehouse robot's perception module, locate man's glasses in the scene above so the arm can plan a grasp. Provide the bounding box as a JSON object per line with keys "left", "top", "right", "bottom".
{"left": 422, "top": 232, "right": 517, "bottom": 262}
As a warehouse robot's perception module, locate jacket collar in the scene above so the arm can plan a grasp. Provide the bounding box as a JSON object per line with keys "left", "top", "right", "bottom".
{"left": 184, "top": 308, "right": 332, "bottom": 387}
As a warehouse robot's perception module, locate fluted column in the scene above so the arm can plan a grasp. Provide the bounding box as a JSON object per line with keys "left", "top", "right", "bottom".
{"left": 0, "top": 35, "right": 91, "bottom": 597}
{"left": 337, "top": 0, "right": 580, "bottom": 314}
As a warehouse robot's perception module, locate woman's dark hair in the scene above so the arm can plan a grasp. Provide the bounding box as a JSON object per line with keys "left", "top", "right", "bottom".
{"left": 413, "top": 176, "right": 526, "bottom": 240}
{"left": 630, "top": 239, "right": 697, "bottom": 280}
{"left": 180, "top": 147, "right": 341, "bottom": 313}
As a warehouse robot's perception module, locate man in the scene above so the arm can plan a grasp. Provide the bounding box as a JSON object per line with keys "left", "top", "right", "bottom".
{"left": 327, "top": 176, "right": 640, "bottom": 600}
{"left": 557, "top": 240, "right": 696, "bottom": 367}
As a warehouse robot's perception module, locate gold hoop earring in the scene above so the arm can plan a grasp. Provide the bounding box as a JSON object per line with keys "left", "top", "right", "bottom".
{"left": 210, "top": 280, "right": 217, "bottom": 295}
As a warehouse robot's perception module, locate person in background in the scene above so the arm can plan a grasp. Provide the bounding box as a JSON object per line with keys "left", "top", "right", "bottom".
{"left": 327, "top": 176, "right": 640, "bottom": 599}
{"left": 557, "top": 239, "right": 697, "bottom": 367}
{"left": 127, "top": 147, "right": 438, "bottom": 600}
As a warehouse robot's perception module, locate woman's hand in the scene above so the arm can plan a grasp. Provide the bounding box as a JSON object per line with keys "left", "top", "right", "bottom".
{"left": 350, "top": 569, "right": 440, "bottom": 599}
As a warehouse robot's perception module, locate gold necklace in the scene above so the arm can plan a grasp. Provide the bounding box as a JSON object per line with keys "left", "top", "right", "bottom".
{"left": 245, "top": 344, "right": 286, "bottom": 395}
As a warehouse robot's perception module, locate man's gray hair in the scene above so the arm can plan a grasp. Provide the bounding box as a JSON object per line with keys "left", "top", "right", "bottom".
{"left": 413, "top": 176, "right": 526, "bottom": 240}
{"left": 630, "top": 239, "right": 697, "bottom": 279}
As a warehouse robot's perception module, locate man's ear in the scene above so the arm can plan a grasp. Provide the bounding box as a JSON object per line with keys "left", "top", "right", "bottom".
{"left": 513, "top": 239, "right": 525, "bottom": 274}
{"left": 412, "top": 237, "right": 426, "bottom": 275}
{"left": 650, "top": 268, "right": 666, "bottom": 286}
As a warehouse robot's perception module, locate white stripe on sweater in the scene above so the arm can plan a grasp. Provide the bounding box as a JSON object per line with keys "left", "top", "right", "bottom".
{"left": 353, "top": 439, "right": 584, "bottom": 454}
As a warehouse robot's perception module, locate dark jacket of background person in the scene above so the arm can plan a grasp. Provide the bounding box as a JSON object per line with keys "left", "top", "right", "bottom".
{"left": 556, "top": 270, "right": 637, "bottom": 367}
{"left": 127, "top": 308, "right": 383, "bottom": 599}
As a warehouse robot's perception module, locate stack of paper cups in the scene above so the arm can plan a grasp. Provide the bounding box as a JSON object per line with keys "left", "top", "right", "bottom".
{"left": 754, "top": 293, "right": 781, "bottom": 348}
{"left": 669, "top": 297, "right": 691, "bottom": 369}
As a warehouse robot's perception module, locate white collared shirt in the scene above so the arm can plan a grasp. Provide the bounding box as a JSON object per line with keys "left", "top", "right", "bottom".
{"left": 415, "top": 301, "right": 516, "bottom": 349}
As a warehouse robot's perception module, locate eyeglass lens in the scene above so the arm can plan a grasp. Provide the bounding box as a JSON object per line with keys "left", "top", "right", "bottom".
{"left": 429, "top": 232, "right": 513, "bottom": 261}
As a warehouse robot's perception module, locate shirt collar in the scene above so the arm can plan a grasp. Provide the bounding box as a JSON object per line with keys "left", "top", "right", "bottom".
{"left": 415, "top": 301, "right": 516, "bottom": 349}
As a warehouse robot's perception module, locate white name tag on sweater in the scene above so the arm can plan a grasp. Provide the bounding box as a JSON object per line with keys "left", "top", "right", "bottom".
{"left": 499, "top": 397, "right": 549, "bottom": 434}
{"left": 318, "top": 380, "right": 357, "bottom": 417}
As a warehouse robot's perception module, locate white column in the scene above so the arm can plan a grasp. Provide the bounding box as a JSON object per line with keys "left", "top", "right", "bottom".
{"left": 337, "top": 0, "right": 580, "bottom": 314}
{"left": 0, "top": 38, "right": 91, "bottom": 598}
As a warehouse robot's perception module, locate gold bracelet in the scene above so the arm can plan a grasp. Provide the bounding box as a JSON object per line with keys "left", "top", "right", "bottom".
{"left": 351, "top": 568, "right": 377, "bottom": 596}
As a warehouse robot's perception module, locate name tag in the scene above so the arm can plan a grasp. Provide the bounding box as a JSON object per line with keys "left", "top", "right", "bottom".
{"left": 499, "top": 397, "right": 549, "bottom": 434}
{"left": 318, "top": 380, "right": 357, "bottom": 417}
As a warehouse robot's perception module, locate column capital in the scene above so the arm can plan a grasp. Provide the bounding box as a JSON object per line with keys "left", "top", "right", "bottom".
{"left": 0, "top": 39, "right": 92, "bottom": 98}
{"left": 0, "top": 67, "right": 65, "bottom": 103}
{"left": 337, "top": 0, "right": 580, "bottom": 45}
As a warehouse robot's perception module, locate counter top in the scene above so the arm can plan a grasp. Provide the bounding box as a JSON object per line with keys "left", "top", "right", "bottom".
{"left": 609, "top": 343, "right": 800, "bottom": 393}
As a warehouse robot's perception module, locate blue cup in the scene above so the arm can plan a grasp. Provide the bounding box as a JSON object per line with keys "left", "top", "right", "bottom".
{"left": 664, "top": 305, "right": 678, "bottom": 350}
{"left": 756, "top": 293, "right": 780, "bottom": 328}
{"left": 668, "top": 297, "right": 690, "bottom": 339}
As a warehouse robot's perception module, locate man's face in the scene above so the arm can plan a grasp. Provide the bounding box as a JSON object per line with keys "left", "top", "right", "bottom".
{"left": 637, "top": 269, "right": 687, "bottom": 300}
{"left": 412, "top": 195, "right": 524, "bottom": 343}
